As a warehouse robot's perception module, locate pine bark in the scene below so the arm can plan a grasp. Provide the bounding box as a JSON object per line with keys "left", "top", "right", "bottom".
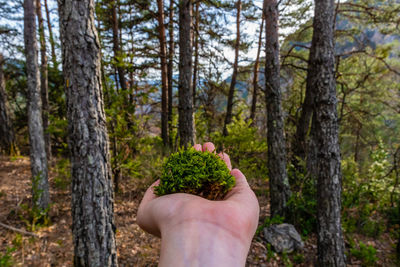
{"left": 24, "top": 0, "right": 50, "bottom": 212}
{"left": 44, "top": 0, "right": 57, "bottom": 68}
{"left": 192, "top": 0, "right": 200, "bottom": 107}
{"left": 110, "top": 0, "right": 127, "bottom": 92}
{"left": 0, "top": 54, "right": 15, "bottom": 154}
{"left": 250, "top": 13, "right": 264, "bottom": 124}
{"left": 157, "top": 0, "right": 169, "bottom": 146}
{"left": 58, "top": 0, "right": 118, "bottom": 266}
{"left": 36, "top": 0, "right": 51, "bottom": 161}
{"left": 178, "top": 0, "right": 194, "bottom": 147}
{"left": 167, "top": 0, "right": 174, "bottom": 146}
{"left": 223, "top": 0, "right": 241, "bottom": 136}
{"left": 264, "top": 0, "right": 291, "bottom": 218}
{"left": 308, "top": 0, "right": 346, "bottom": 265}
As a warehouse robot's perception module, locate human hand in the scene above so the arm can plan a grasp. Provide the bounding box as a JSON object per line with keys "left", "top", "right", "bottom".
{"left": 137, "top": 142, "right": 260, "bottom": 267}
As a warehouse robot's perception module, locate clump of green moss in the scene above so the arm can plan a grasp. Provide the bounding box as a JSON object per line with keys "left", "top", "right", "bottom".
{"left": 154, "top": 147, "right": 236, "bottom": 200}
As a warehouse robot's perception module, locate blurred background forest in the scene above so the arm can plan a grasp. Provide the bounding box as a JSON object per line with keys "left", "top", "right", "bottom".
{"left": 0, "top": 0, "right": 399, "bottom": 266}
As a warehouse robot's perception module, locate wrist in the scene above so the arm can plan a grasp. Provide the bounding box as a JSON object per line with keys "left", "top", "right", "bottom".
{"left": 159, "top": 220, "right": 250, "bottom": 267}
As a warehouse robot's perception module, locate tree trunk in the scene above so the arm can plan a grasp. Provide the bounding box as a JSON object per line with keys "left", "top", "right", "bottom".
{"left": 167, "top": 0, "right": 174, "bottom": 147}
{"left": 44, "top": 0, "right": 57, "bottom": 68}
{"left": 24, "top": 0, "right": 50, "bottom": 212}
{"left": 0, "top": 54, "right": 15, "bottom": 155}
{"left": 264, "top": 0, "right": 291, "bottom": 218}
{"left": 308, "top": 0, "right": 346, "bottom": 265}
{"left": 58, "top": 0, "right": 118, "bottom": 265}
{"left": 111, "top": 0, "right": 127, "bottom": 92}
{"left": 36, "top": 0, "right": 51, "bottom": 161}
{"left": 192, "top": 0, "right": 200, "bottom": 107}
{"left": 250, "top": 12, "right": 264, "bottom": 125}
{"left": 223, "top": 0, "right": 241, "bottom": 136}
{"left": 178, "top": 0, "right": 194, "bottom": 147}
{"left": 157, "top": 0, "right": 169, "bottom": 146}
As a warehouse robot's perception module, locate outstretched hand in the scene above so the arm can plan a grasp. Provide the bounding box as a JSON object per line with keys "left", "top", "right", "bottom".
{"left": 137, "top": 142, "right": 260, "bottom": 267}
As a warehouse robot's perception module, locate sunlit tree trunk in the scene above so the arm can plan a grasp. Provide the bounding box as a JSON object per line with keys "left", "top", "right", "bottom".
{"left": 24, "top": 0, "right": 50, "bottom": 212}
{"left": 178, "top": 0, "right": 194, "bottom": 147}
{"left": 223, "top": 0, "right": 241, "bottom": 136}
{"left": 58, "top": 0, "right": 118, "bottom": 265}
{"left": 192, "top": 0, "right": 200, "bottom": 107}
{"left": 36, "top": 0, "right": 51, "bottom": 161}
{"left": 250, "top": 12, "right": 264, "bottom": 124}
{"left": 167, "top": 0, "right": 174, "bottom": 146}
{"left": 308, "top": 0, "right": 346, "bottom": 265}
{"left": 157, "top": 0, "right": 169, "bottom": 146}
{"left": 44, "top": 0, "right": 57, "bottom": 68}
{"left": 264, "top": 0, "right": 291, "bottom": 218}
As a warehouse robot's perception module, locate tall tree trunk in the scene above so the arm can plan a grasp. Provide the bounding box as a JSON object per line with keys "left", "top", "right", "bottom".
{"left": 308, "top": 0, "right": 346, "bottom": 265}
{"left": 36, "top": 0, "right": 51, "bottom": 161}
{"left": 58, "top": 0, "right": 118, "bottom": 265}
{"left": 44, "top": 0, "right": 57, "bottom": 68}
{"left": 157, "top": 0, "right": 169, "bottom": 146}
{"left": 167, "top": 0, "right": 174, "bottom": 147}
{"left": 0, "top": 54, "right": 15, "bottom": 155}
{"left": 178, "top": 0, "right": 194, "bottom": 147}
{"left": 264, "top": 0, "right": 291, "bottom": 218}
{"left": 223, "top": 0, "right": 241, "bottom": 136}
{"left": 250, "top": 12, "right": 264, "bottom": 124}
{"left": 192, "top": 0, "right": 200, "bottom": 107}
{"left": 24, "top": 0, "right": 50, "bottom": 212}
{"left": 111, "top": 0, "right": 127, "bottom": 91}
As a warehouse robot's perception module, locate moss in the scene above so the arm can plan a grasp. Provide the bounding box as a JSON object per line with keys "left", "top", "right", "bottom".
{"left": 154, "top": 148, "right": 236, "bottom": 200}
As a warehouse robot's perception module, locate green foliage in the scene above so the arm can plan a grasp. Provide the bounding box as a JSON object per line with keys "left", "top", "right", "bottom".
{"left": 154, "top": 147, "right": 235, "bottom": 200}
{"left": 287, "top": 160, "right": 317, "bottom": 236}
{"left": 0, "top": 246, "right": 16, "bottom": 267}
{"left": 213, "top": 117, "right": 268, "bottom": 180}
{"left": 53, "top": 159, "right": 71, "bottom": 190}
{"left": 350, "top": 241, "right": 378, "bottom": 267}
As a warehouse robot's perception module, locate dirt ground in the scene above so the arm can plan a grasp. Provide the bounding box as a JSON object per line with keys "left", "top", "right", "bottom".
{"left": 0, "top": 156, "right": 397, "bottom": 266}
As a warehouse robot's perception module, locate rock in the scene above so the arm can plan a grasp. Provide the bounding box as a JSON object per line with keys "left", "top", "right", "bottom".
{"left": 263, "top": 223, "right": 304, "bottom": 253}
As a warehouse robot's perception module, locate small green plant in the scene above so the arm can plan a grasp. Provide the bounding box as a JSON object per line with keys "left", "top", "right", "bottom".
{"left": 350, "top": 241, "right": 378, "bottom": 267}
{"left": 0, "top": 246, "right": 16, "bottom": 267}
{"left": 0, "top": 191, "right": 5, "bottom": 198}
{"left": 154, "top": 147, "right": 235, "bottom": 200}
{"left": 281, "top": 251, "right": 293, "bottom": 267}
{"left": 292, "top": 253, "right": 305, "bottom": 264}
{"left": 53, "top": 158, "right": 71, "bottom": 190}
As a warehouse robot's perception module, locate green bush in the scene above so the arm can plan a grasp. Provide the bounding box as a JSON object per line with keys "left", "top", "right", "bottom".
{"left": 350, "top": 241, "right": 378, "bottom": 267}
{"left": 0, "top": 246, "right": 16, "bottom": 267}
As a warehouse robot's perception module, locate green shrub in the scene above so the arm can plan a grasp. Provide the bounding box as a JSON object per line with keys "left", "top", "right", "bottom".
{"left": 154, "top": 148, "right": 235, "bottom": 200}
{"left": 350, "top": 241, "right": 378, "bottom": 267}
{"left": 0, "top": 246, "right": 16, "bottom": 267}
{"left": 53, "top": 158, "right": 71, "bottom": 190}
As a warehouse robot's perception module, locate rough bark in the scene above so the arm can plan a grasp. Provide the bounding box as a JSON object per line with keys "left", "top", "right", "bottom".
{"left": 58, "top": 0, "right": 118, "bottom": 266}
{"left": 178, "top": 0, "right": 194, "bottom": 147}
{"left": 44, "top": 0, "right": 57, "bottom": 68}
{"left": 110, "top": 0, "right": 127, "bottom": 92}
{"left": 0, "top": 54, "right": 15, "bottom": 154}
{"left": 250, "top": 12, "right": 264, "bottom": 124}
{"left": 308, "top": 0, "right": 346, "bottom": 265}
{"left": 24, "top": 0, "right": 50, "bottom": 212}
{"left": 264, "top": 0, "right": 291, "bottom": 218}
{"left": 223, "top": 0, "right": 241, "bottom": 136}
{"left": 157, "top": 0, "right": 169, "bottom": 146}
{"left": 167, "top": 0, "right": 174, "bottom": 146}
{"left": 192, "top": 0, "right": 200, "bottom": 107}
{"left": 36, "top": 0, "right": 51, "bottom": 161}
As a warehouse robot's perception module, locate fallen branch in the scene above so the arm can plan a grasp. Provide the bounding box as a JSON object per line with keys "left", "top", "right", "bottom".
{"left": 0, "top": 222, "right": 39, "bottom": 238}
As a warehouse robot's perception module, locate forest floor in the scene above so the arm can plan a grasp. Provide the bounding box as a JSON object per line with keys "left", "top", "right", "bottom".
{"left": 0, "top": 156, "right": 397, "bottom": 266}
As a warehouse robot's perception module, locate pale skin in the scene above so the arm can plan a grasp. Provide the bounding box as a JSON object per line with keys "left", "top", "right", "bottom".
{"left": 137, "top": 142, "right": 260, "bottom": 267}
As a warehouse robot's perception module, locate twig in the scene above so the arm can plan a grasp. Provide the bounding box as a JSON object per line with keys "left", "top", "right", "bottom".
{"left": 0, "top": 222, "right": 39, "bottom": 238}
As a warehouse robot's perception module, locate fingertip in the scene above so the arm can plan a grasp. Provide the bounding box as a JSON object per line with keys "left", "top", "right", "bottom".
{"left": 230, "top": 168, "right": 249, "bottom": 187}
{"left": 203, "top": 142, "right": 216, "bottom": 153}
{"left": 193, "top": 144, "right": 202, "bottom": 151}
{"left": 218, "top": 152, "right": 232, "bottom": 170}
